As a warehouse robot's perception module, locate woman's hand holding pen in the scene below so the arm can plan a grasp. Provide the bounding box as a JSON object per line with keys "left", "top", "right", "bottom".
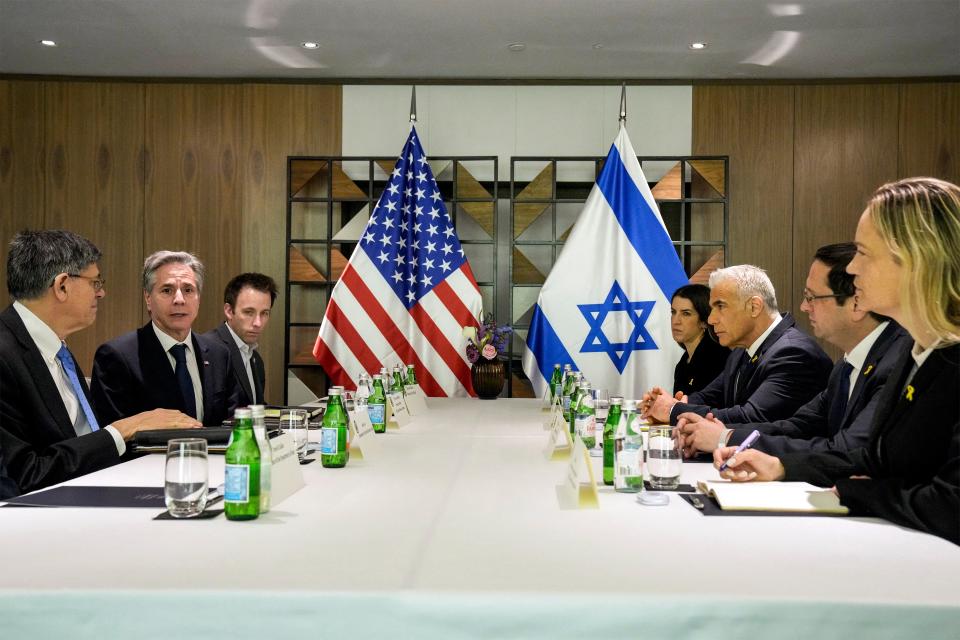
{"left": 713, "top": 446, "right": 786, "bottom": 482}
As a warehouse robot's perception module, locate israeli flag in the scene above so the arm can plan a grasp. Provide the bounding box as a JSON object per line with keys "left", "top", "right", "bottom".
{"left": 522, "top": 126, "right": 687, "bottom": 399}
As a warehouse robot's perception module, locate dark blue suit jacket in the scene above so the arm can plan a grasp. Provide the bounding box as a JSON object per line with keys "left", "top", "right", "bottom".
{"left": 91, "top": 322, "right": 240, "bottom": 427}
{"left": 726, "top": 322, "right": 911, "bottom": 455}
{"left": 783, "top": 341, "right": 960, "bottom": 546}
{"left": 670, "top": 314, "right": 833, "bottom": 425}
{"left": 0, "top": 305, "right": 121, "bottom": 497}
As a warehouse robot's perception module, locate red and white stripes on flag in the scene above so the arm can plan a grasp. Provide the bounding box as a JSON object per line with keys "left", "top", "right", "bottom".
{"left": 313, "top": 127, "right": 483, "bottom": 396}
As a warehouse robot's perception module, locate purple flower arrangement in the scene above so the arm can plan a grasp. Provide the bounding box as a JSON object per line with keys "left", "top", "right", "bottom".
{"left": 462, "top": 313, "right": 512, "bottom": 364}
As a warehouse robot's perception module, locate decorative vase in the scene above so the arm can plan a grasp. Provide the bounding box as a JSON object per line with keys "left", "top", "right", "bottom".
{"left": 471, "top": 359, "right": 505, "bottom": 399}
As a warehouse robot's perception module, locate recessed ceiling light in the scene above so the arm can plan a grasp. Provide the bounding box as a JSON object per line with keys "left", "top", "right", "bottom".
{"left": 39, "top": 39, "right": 57, "bottom": 47}
{"left": 301, "top": 41, "right": 320, "bottom": 50}
{"left": 689, "top": 42, "right": 707, "bottom": 50}
{"left": 507, "top": 42, "right": 526, "bottom": 52}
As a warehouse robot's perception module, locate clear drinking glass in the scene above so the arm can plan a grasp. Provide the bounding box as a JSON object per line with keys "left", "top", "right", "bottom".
{"left": 646, "top": 425, "right": 682, "bottom": 490}
{"left": 281, "top": 409, "right": 309, "bottom": 458}
{"left": 593, "top": 388, "right": 610, "bottom": 422}
{"left": 164, "top": 438, "right": 208, "bottom": 518}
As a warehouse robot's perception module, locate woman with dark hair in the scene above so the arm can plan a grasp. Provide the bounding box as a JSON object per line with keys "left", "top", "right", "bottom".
{"left": 671, "top": 284, "right": 730, "bottom": 396}
{"left": 714, "top": 177, "right": 960, "bottom": 545}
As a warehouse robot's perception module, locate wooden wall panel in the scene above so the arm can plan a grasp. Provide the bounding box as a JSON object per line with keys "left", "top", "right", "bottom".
{"left": 0, "top": 80, "right": 45, "bottom": 309}
{"left": 144, "top": 84, "right": 243, "bottom": 338}
{"left": 692, "top": 85, "right": 795, "bottom": 309}
{"left": 43, "top": 82, "right": 146, "bottom": 373}
{"left": 898, "top": 82, "right": 960, "bottom": 182}
{"left": 242, "top": 84, "right": 341, "bottom": 404}
{"left": 793, "top": 85, "right": 900, "bottom": 350}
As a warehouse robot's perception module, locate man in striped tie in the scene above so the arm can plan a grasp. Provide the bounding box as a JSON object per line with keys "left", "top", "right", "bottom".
{"left": 0, "top": 230, "right": 201, "bottom": 498}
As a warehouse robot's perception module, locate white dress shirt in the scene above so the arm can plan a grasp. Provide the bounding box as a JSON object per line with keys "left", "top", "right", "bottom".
{"left": 12, "top": 301, "right": 125, "bottom": 455}
{"left": 843, "top": 321, "right": 889, "bottom": 400}
{"left": 152, "top": 323, "right": 204, "bottom": 422}
{"left": 225, "top": 322, "right": 257, "bottom": 400}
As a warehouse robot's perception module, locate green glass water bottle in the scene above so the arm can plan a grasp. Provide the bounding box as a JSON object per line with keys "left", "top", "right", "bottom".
{"left": 368, "top": 374, "right": 387, "bottom": 434}
{"left": 391, "top": 366, "right": 405, "bottom": 395}
{"left": 602, "top": 397, "right": 623, "bottom": 486}
{"left": 549, "top": 364, "right": 563, "bottom": 402}
{"left": 567, "top": 378, "right": 585, "bottom": 438}
{"left": 405, "top": 364, "right": 417, "bottom": 386}
{"left": 224, "top": 408, "right": 261, "bottom": 521}
{"left": 574, "top": 383, "right": 595, "bottom": 448}
{"left": 561, "top": 367, "right": 576, "bottom": 412}
{"left": 321, "top": 388, "right": 349, "bottom": 468}
{"left": 615, "top": 399, "right": 644, "bottom": 492}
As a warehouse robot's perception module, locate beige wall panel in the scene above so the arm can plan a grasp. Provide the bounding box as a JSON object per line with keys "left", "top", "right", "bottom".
{"left": 0, "top": 80, "right": 45, "bottom": 309}
{"left": 793, "top": 85, "right": 899, "bottom": 353}
{"left": 144, "top": 84, "right": 243, "bottom": 339}
{"left": 242, "top": 84, "right": 341, "bottom": 404}
{"left": 44, "top": 82, "right": 145, "bottom": 373}
{"left": 898, "top": 82, "right": 960, "bottom": 183}
{"left": 692, "top": 85, "right": 795, "bottom": 309}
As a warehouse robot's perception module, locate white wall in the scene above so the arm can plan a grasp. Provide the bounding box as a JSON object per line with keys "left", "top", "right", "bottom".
{"left": 342, "top": 85, "right": 692, "bottom": 181}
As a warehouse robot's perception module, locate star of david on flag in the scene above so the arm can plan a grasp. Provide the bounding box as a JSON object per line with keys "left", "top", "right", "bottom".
{"left": 314, "top": 127, "right": 483, "bottom": 396}
{"left": 522, "top": 125, "right": 688, "bottom": 398}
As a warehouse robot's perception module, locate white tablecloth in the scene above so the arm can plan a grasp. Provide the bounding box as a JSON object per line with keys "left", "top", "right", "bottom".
{"left": 2, "top": 399, "right": 958, "bottom": 639}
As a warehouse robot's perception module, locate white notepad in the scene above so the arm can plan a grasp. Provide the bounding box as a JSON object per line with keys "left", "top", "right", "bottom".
{"left": 697, "top": 480, "right": 849, "bottom": 514}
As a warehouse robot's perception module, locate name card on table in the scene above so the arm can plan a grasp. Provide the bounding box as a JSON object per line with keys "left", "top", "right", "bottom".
{"left": 387, "top": 392, "right": 411, "bottom": 427}
{"left": 268, "top": 433, "right": 305, "bottom": 506}
{"left": 556, "top": 436, "right": 599, "bottom": 510}
{"left": 542, "top": 404, "right": 563, "bottom": 430}
{"left": 544, "top": 409, "right": 573, "bottom": 461}
{"left": 404, "top": 385, "right": 429, "bottom": 415}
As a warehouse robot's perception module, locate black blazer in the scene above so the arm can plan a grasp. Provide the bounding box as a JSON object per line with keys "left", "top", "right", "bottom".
{"left": 0, "top": 305, "right": 121, "bottom": 496}
{"left": 202, "top": 323, "right": 265, "bottom": 407}
{"left": 670, "top": 314, "right": 833, "bottom": 425}
{"left": 728, "top": 322, "right": 911, "bottom": 456}
{"left": 782, "top": 342, "right": 960, "bottom": 546}
{"left": 91, "top": 322, "right": 240, "bottom": 427}
{"left": 673, "top": 335, "right": 730, "bottom": 396}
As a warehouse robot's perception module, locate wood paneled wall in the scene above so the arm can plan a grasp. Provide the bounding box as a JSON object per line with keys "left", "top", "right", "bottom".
{"left": 0, "top": 79, "right": 341, "bottom": 402}
{"left": 694, "top": 81, "right": 960, "bottom": 356}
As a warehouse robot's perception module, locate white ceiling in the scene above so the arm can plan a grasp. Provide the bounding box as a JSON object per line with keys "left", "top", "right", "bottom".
{"left": 1, "top": 0, "right": 958, "bottom": 80}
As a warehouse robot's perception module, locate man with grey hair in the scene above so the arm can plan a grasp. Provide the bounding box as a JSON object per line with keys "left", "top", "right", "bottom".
{"left": 0, "top": 230, "right": 201, "bottom": 498}
{"left": 642, "top": 264, "right": 832, "bottom": 425}
{"left": 91, "top": 250, "right": 239, "bottom": 427}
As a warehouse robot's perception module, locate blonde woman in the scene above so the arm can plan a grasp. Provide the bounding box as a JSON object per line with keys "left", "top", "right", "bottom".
{"left": 715, "top": 177, "right": 960, "bottom": 545}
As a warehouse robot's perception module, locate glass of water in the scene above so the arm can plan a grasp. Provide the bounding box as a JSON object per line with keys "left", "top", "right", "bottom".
{"left": 281, "top": 409, "right": 310, "bottom": 458}
{"left": 646, "top": 425, "right": 682, "bottom": 490}
{"left": 164, "top": 438, "right": 208, "bottom": 518}
{"left": 593, "top": 388, "right": 610, "bottom": 422}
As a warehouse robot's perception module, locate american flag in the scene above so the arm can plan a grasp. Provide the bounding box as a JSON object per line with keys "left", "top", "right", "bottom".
{"left": 313, "top": 127, "right": 483, "bottom": 396}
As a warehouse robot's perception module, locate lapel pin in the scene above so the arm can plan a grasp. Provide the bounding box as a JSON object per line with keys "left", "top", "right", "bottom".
{"left": 204, "top": 361, "right": 210, "bottom": 366}
{"left": 750, "top": 355, "right": 759, "bottom": 364}
{"left": 862, "top": 364, "right": 874, "bottom": 376}
{"left": 904, "top": 384, "right": 915, "bottom": 401}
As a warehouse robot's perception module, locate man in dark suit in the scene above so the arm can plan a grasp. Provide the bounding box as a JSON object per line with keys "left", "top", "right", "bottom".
{"left": 677, "top": 244, "right": 911, "bottom": 456}
{"left": 0, "top": 231, "right": 200, "bottom": 497}
{"left": 641, "top": 264, "right": 832, "bottom": 425}
{"left": 91, "top": 251, "right": 240, "bottom": 427}
{"left": 203, "top": 273, "right": 277, "bottom": 407}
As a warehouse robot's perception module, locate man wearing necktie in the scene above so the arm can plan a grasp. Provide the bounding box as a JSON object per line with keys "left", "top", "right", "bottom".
{"left": 91, "top": 251, "right": 240, "bottom": 428}
{"left": 203, "top": 273, "right": 277, "bottom": 407}
{"left": 641, "top": 264, "right": 833, "bottom": 425}
{"left": 676, "top": 244, "right": 911, "bottom": 457}
{"left": 0, "top": 231, "right": 201, "bottom": 498}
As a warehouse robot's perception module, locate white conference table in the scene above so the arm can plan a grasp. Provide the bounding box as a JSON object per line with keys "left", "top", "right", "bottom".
{"left": 2, "top": 399, "right": 958, "bottom": 639}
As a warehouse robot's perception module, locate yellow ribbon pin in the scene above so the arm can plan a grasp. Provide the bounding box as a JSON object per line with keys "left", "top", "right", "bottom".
{"left": 750, "top": 355, "right": 759, "bottom": 364}
{"left": 862, "top": 364, "right": 874, "bottom": 376}
{"left": 905, "top": 385, "right": 915, "bottom": 401}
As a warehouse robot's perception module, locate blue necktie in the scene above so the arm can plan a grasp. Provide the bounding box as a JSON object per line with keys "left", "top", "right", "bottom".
{"left": 827, "top": 360, "right": 854, "bottom": 433}
{"left": 170, "top": 344, "right": 198, "bottom": 419}
{"left": 55, "top": 344, "right": 100, "bottom": 432}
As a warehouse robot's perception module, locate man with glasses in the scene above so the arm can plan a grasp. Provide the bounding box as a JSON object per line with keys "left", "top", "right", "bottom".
{"left": 91, "top": 251, "right": 240, "bottom": 427}
{"left": 676, "top": 243, "right": 910, "bottom": 456}
{"left": 641, "top": 264, "right": 833, "bottom": 425}
{"left": 0, "top": 231, "right": 201, "bottom": 498}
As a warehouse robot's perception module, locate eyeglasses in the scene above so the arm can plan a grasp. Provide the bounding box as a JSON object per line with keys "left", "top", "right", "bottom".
{"left": 67, "top": 274, "right": 106, "bottom": 292}
{"left": 801, "top": 291, "right": 841, "bottom": 305}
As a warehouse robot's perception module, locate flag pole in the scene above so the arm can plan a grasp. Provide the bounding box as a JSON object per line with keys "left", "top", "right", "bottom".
{"left": 619, "top": 82, "right": 627, "bottom": 125}
{"left": 410, "top": 85, "right": 417, "bottom": 124}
